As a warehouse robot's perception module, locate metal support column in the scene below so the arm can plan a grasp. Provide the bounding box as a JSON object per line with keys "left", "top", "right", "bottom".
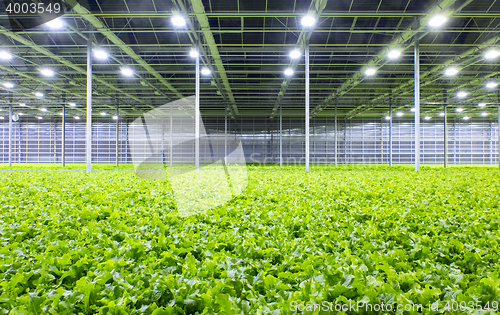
{"left": 170, "top": 102, "right": 173, "bottom": 167}
{"left": 414, "top": 31, "right": 420, "bottom": 171}
{"left": 389, "top": 101, "right": 393, "bottom": 166}
{"left": 8, "top": 102, "right": 12, "bottom": 167}
{"left": 224, "top": 108, "right": 227, "bottom": 162}
{"left": 62, "top": 103, "right": 66, "bottom": 167}
{"left": 280, "top": 106, "right": 283, "bottom": 167}
{"left": 115, "top": 103, "right": 119, "bottom": 167}
{"left": 444, "top": 103, "right": 448, "bottom": 168}
{"left": 305, "top": 40, "right": 310, "bottom": 171}
{"left": 334, "top": 105, "right": 338, "bottom": 166}
{"left": 195, "top": 54, "right": 200, "bottom": 171}
{"left": 86, "top": 24, "right": 93, "bottom": 172}
{"left": 498, "top": 105, "right": 500, "bottom": 168}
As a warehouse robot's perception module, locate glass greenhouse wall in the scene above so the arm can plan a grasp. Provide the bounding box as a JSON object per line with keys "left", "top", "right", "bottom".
{"left": 0, "top": 117, "right": 499, "bottom": 165}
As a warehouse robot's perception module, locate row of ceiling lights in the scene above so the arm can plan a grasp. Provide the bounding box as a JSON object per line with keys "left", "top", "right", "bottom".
{"left": 1, "top": 14, "right": 499, "bottom": 121}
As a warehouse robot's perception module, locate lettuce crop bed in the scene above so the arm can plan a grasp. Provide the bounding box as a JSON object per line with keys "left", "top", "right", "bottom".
{"left": 0, "top": 170, "right": 499, "bottom": 314}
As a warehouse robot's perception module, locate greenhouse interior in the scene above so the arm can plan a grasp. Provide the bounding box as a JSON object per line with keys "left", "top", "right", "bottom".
{"left": 1, "top": 0, "right": 500, "bottom": 313}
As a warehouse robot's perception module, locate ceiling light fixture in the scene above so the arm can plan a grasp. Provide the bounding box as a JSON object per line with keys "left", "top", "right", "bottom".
{"left": 439, "top": 112, "right": 445, "bottom": 117}
{"left": 365, "top": 68, "right": 376, "bottom": 76}
{"left": 445, "top": 67, "right": 458, "bottom": 76}
{"left": 289, "top": 49, "right": 301, "bottom": 59}
{"left": 201, "top": 67, "right": 211, "bottom": 75}
{"left": 428, "top": 15, "right": 447, "bottom": 27}
{"left": 486, "top": 82, "right": 498, "bottom": 89}
{"left": 396, "top": 112, "right": 403, "bottom": 117}
{"left": 121, "top": 68, "right": 134, "bottom": 77}
{"left": 93, "top": 49, "right": 108, "bottom": 60}
{"left": 387, "top": 49, "right": 401, "bottom": 59}
{"left": 3, "top": 82, "right": 14, "bottom": 89}
{"left": 46, "top": 18, "right": 64, "bottom": 29}
{"left": 456, "top": 108, "right": 463, "bottom": 113}
{"left": 35, "top": 92, "right": 44, "bottom": 98}
{"left": 40, "top": 68, "right": 55, "bottom": 77}
{"left": 481, "top": 112, "right": 488, "bottom": 117}
{"left": 478, "top": 103, "right": 486, "bottom": 107}
{"left": 284, "top": 68, "right": 294, "bottom": 76}
{"left": 41, "top": 108, "right": 47, "bottom": 112}
{"left": 69, "top": 103, "right": 76, "bottom": 107}
{"left": 484, "top": 49, "right": 500, "bottom": 60}
{"left": 463, "top": 116, "right": 469, "bottom": 120}
{"left": 385, "top": 116, "right": 391, "bottom": 120}
{"left": 189, "top": 49, "right": 199, "bottom": 58}
{"left": 171, "top": 15, "right": 186, "bottom": 27}
{"left": 301, "top": 15, "right": 315, "bottom": 27}
{"left": 0, "top": 51, "right": 12, "bottom": 60}
{"left": 457, "top": 91, "right": 467, "bottom": 98}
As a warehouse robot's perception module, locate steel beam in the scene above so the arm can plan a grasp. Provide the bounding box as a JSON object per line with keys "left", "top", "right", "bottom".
{"left": 414, "top": 31, "right": 420, "bottom": 172}
{"left": 195, "top": 55, "right": 200, "bottom": 171}
{"left": 63, "top": 0, "right": 183, "bottom": 100}
{"left": 182, "top": 0, "right": 239, "bottom": 115}
{"left": 269, "top": 0, "right": 328, "bottom": 119}
{"left": 86, "top": 24, "right": 93, "bottom": 173}
{"left": 305, "top": 41, "right": 310, "bottom": 172}
{"left": 312, "top": 0, "right": 472, "bottom": 117}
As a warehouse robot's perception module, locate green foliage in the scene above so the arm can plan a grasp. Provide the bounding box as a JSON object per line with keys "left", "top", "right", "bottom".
{"left": 0, "top": 170, "right": 499, "bottom": 314}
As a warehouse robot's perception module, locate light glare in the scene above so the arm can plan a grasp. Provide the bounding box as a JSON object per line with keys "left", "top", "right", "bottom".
{"left": 35, "top": 92, "right": 44, "bottom": 98}
{"left": 486, "top": 82, "right": 498, "bottom": 89}
{"left": 387, "top": 50, "right": 401, "bottom": 59}
{"left": 365, "top": 68, "right": 376, "bottom": 76}
{"left": 457, "top": 91, "right": 467, "bottom": 98}
{"left": 189, "top": 50, "right": 199, "bottom": 58}
{"left": 428, "top": 15, "right": 447, "bottom": 27}
{"left": 121, "top": 68, "right": 134, "bottom": 77}
{"left": 172, "top": 15, "right": 186, "bottom": 27}
{"left": 478, "top": 103, "right": 486, "bottom": 107}
{"left": 289, "top": 49, "right": 301, "bottom": 59}
{"left": 456, "top": 108, "right": 463, "bottom": 112}
{"left": 3, "top": 82, "right": 14, "bottom": 89}
{"left": 396, "top": 112, "right": 403, "bottom": 117}
{"left": 301, "top": 15, "right": 315, "bottom": 27}
{"left": 481, "top": 112, "right": 488, "bottom": 117}
{"left": 284, "top": 68, "right": 294, "bottom": 76}
{"left": 93, "top": 49, "right": 108, "bottom": 60}
{"left": 445, "top": 67, "right": 458, "bottom": 76}
{"left": 40, "top": 68, "right": 55, "bottom": 77}
{"left": 201, "top": 67, "right": 211, "bottom": 75}
{"left": 46, "top": 18, "right": 63, "bottom": 29}
{"left": 484, "top": 50, "right": 500, "bottom": 60}
{"left": 0, "top": 51, "right": 12, "bottom": 60}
